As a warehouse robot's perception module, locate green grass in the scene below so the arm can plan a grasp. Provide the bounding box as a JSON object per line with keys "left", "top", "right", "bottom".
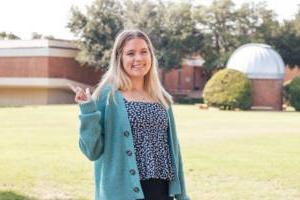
{"left": 0, "top": 105, "right": 300, "bottom": 200}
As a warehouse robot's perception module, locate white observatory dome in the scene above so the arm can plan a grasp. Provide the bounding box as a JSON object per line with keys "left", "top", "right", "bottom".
{"left": 226, "top": 43, "right": 285, "bottom": 79}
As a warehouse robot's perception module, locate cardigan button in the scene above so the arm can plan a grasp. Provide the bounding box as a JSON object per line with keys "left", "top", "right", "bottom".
{"left": 126, "top": 150, "right": 132, "bottom": 156}
{"left": 133, "top": 187, "right": 140, "bottom": 192}
{"left": 129, "top": 169, "right": 136, "bottom": 175}
{"left": 123, "top": 131, "right": 130, "bottom": 137}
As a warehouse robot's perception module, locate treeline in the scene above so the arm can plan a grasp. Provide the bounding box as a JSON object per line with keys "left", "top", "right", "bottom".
{"left": 3, "top": 0, "right": 299, "bottom": 71}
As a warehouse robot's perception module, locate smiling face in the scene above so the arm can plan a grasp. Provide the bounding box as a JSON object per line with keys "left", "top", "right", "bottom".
{"left": 121, "top": 38, "right": 152, "bottom": 81}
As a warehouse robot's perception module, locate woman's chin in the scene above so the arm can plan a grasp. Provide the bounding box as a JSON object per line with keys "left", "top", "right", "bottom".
{"left": 128, "top": 73, "right": 147, "bottom": 79}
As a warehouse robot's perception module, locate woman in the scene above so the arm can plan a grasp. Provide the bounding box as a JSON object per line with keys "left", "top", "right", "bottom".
{"left": 71, "top": 29, "right": 190, "bottom": 200}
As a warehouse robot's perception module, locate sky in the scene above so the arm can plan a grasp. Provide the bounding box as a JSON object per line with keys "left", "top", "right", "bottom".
{"left": 0, "top": 0, "right": 298, "bottom": 40}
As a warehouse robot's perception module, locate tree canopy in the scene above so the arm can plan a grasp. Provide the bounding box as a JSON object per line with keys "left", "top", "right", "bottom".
{"left": 67, "top": 0, "right": 300, "bottom": 70}
{"left": 0, "top": 32, "right": 20, "bottom": 40}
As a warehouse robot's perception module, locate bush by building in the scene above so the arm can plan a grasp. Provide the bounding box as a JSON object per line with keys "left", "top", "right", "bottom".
{"left": 203, "top": 68, "right": 251, "bottom": 110}
{"left": 283, "top": 76, "right": 300, "bottom": 111}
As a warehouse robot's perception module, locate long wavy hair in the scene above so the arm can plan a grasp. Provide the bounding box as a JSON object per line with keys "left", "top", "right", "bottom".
{"left": 92, "top": 29, "right": 173, "bottom": 108}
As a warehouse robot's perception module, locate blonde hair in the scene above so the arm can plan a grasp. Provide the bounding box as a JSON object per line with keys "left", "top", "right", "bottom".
{"left": 92, "top": 29, "right": 173, "bottom": 108}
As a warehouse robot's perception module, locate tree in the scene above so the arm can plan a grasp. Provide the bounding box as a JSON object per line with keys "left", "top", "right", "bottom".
{"left": 194, "top": 0, "right": 238, "bottom": 69}
{"left": 269, "top": 22, "right": 300, "bottom": 67}
{"left": 252, "top": 2, "right": 280, "bottom": 42}
{"left": 67, "top": 0, "right": 298, "bottom": 72}
{"left": 31, "top": 32, "right": 56, "bottom": 40}
{"left": 67, "top": 0, "right": 205, "bottom": 70}
{"left": 0, "top": 32, "right": 20, "bottom": 40}
{"left": 67, "top": 0, "right": 124, "bottom": 70}
{"left": 268, "top": 7, "right": 300, "bottom": 67}
{"left": 160, "top": 1, "right": 204, "bottom": 68}
{"left": 293, "top": 6, "right": 300, "bottom": 36}
{"left": 194, "top": 0, "right": 279, "bottom": 70}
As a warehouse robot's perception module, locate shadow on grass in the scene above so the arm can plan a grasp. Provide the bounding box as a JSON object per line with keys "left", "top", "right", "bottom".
{"left": 0, "top": 191, "right": 37, "bottom": 200}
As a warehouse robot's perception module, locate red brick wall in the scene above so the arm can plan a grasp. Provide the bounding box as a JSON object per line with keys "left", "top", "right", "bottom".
{"left": 0, "top": 56, "right": 102, "bottom": 86}
{"left": 0, "top": 57, "right": 48, "bottom": 77}
{"left": 48, "top": 57, "right": 101, "bottom": 85}
{"left": 180, "top": 65, "right": 193, "bottom": 90}
{"left": 161, "top": 65, "right": 208, "bottom": 93}
{"left": 251, "top": 79, "right": 283, "bottom": 110}
{"left": 284, "top": 66, "right": 300, "bottom": 82}
{"left": 163, "top": 68, "right": 179, "bottom": 91}
{"left": 193, "top": 67, "right": 208, "bottom": 90}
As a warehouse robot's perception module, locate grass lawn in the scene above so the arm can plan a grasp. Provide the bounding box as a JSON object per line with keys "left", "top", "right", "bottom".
{"left": 0, "top": 104, "right": 299, "bottom": 200}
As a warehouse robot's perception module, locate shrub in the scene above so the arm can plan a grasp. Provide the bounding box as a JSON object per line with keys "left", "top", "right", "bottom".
{"left": 283, "top": 76, "right": 300, "bottom": 111}
{"left": 283, "top": 80, "right": 292, "bottom": 106}
{"left": 203, "top": 68, "right": 251, "bottom": 110}
{"left": 175, "top": 97, "right": 204, "bottom": 104}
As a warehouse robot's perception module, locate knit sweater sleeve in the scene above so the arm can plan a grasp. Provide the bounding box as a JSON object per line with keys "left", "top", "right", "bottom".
{"left": 169, "top": 107, "right": 191, "bottom": 200}
{"left": 175, "top": 143, "right": 190, "bottom": 200}
{"left": 78, "top": 99, "right": 104, "bottom": 161}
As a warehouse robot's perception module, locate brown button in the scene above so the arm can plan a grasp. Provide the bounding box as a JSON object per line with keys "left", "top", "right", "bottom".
{"left": 129, "top": 169, "right": 136, "bottom": 175}
{"left": 123, "top": 131, "right": 130, "bottom": 137}
{"left": 126, "top": 150, "right": 132, "bottom": 156}
{"left": 133, "top": 187, "right": 140, "bottom": 192}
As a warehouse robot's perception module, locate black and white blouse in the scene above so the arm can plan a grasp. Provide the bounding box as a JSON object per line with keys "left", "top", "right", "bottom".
{"left": 124, "top": 98, "right": 175, "bottom": 181}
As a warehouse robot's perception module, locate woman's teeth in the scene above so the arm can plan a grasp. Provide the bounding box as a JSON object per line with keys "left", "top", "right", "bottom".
{"left": 132, "top": 65, "right": 144, "bottom": 69}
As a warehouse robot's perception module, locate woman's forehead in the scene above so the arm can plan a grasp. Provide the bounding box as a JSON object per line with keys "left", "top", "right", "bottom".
{"left": 123, "top": 38, "right": 149, "bottom": 51}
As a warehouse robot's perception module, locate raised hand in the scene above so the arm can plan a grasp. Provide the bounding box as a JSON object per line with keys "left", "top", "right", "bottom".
{"left": 68, "top": 83, "right": 92, "bottom": 104}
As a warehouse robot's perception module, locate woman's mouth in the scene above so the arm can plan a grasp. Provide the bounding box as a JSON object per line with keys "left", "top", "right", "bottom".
{"left": 132, "top": 64, "right": 145, "bottom": 70}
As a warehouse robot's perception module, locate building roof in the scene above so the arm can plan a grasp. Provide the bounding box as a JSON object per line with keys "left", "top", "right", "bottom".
{"left": 182, "top": 55, "right": 205, "bottom": 67}
{"left": 0, "top": 39, "right": 79, "bottom": 58}
{"left": 226, "top": 43, "right": 285, "bottom": 79}
{"left": 0, "top": 39, "right": 77, "bottom": 49}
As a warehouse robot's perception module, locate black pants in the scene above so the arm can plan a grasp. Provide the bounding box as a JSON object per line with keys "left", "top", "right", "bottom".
{"left": 139, "top": 178, "right": 174, "bottom": 200}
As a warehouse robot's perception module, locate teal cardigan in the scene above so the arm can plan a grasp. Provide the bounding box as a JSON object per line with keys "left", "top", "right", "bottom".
{"left": 78, "top": 85, "right": 190, "bottom": 200}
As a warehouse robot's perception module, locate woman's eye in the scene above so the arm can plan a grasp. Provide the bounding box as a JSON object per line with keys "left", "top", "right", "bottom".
{"left": 127, "top": 52, "right": 134, "bottom": 56}
{"left": 142, "top": 51, "right": 148, "bottom": 54}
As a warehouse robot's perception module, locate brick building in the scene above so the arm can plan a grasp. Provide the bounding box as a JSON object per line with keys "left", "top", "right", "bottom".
{"left": 159, "top": 56, "right": 208, "bottom": 100}
{"left": 0, "top": 39, "right": 101, "bottom": 105}
{"left": 284, "top": 65, "right": 300, "bottom": 82}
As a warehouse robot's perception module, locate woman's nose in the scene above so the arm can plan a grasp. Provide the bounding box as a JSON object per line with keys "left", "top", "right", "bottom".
{"left": 134, "top": 53, "right": 143, "bottom": 61}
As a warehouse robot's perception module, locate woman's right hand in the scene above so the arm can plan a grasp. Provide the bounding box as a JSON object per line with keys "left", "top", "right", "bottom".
{"left": 68, "top": 84, "right": 92, "bottom": 104}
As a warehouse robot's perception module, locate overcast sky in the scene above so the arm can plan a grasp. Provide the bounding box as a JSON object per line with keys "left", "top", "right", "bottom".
{"left": 0, "top": 0, "right": 298, "bottom": 40}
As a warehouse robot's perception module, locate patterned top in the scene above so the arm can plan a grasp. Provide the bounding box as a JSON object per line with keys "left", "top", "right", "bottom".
{"left": 124, "top": 98, "right": 175, "bottom": 181}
